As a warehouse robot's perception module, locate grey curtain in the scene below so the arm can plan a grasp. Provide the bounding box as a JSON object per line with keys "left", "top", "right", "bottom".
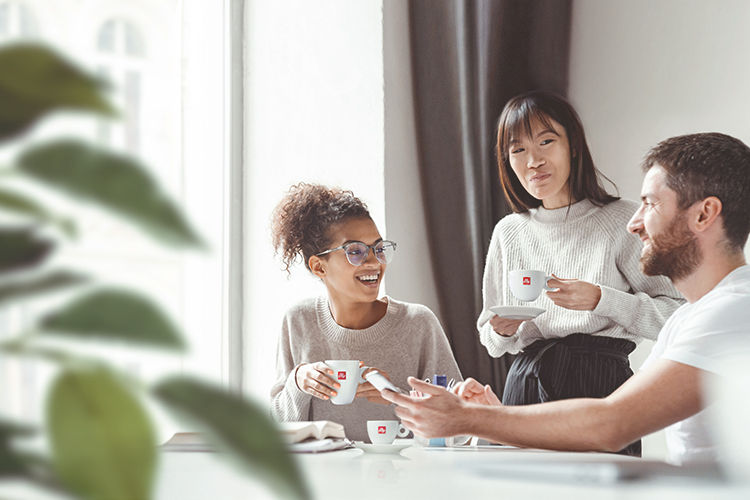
{"left": 408, "top": 0, "right": 572, "bottom": 392}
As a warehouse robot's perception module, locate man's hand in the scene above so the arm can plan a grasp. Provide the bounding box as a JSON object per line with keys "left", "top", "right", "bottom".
{"left": 453, "top": 377, "right": 502, "bottom": 406}
{"left": 295, "top": 362, "right": 340, "bottom": 400}
{"left": 356, "top": 367, "right": 393, "bottom": 405}
{"left": 546, "top": 274, "right": 602, "bottom": 311}
{"left": 489, "top": 315, "right": 525, "bottom": 336}
{"left": 381, "top": 376, "right": 470, "bottom": 438}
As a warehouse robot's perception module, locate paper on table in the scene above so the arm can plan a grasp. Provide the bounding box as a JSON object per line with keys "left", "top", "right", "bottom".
{"left": 288, "top": 438, "right": 354, "bottom": 453}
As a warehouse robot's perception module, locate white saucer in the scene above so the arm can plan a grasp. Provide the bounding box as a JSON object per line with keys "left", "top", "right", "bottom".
{"left": 354, "top": 440, "right": 413, "bottom": 454}
{"left": 489, "top": 305, "right": 545, "bottom": 320}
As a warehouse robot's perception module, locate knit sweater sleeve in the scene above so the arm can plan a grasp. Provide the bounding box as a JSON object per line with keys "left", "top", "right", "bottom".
{"left": 591, "top": 204, "right": 684, "bottom": 341}
{"left": 412, "top": 306, "right": 463, "bottom": 383}
{"left": 269, "top": 313, "right": 313, "bottom": 421}
{"left": 477, "top": 223, "right": 526, "bottom": 356}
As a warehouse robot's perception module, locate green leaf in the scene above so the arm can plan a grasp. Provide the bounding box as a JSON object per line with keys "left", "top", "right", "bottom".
{"left": 0, "top": 419, "right": 36, "bottom": 440}
{"left": 0, "top": 270, "right": 87, "bottom": 306}
{"left": 0, "top": 445, "right": 28, "bottom": 478}
{"left": 40, "top": 288, "right": 185, "bottom": 350}
{"left": 0, "top": 43, "right": 116, "bottom": 141}
{"left": 17, "top": 140, "right": 203, "bottom": 248}
{"left": 153, "top": 376, "right": 310, "bottom": 500}
{"left": 47, "top": 366, "right": 156, "bottom": 500}
{"left": 0, "top": 228, "right": 54, "bottom": 272}
{"left": 0, "top": 187, "right": 77, "bottom": 238}
{"left": 0, "top": 419, "right": 36, "bottom": 478}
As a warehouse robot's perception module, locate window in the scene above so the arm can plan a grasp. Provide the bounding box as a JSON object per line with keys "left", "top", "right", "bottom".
{"left": 95, "top": 18, "right": 146, "bottom": 152}
{"left": 0, "top": 1, "right": 233, "bottom": 435}
{"left": 0, "top": 0, "right": 38, "bottom": 40}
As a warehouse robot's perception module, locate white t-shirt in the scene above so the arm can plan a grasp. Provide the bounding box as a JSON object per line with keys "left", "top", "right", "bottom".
{"left": 642, "top": 264, "right": 750, "bottom": 465}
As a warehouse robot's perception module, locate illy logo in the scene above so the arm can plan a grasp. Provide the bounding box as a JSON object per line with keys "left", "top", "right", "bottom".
{"left": 523, "top": 277, "right": 531, "bottom": 285}
{"left": 337, "top": 371, "right": 346, "bottom": 380}
{"left": 378, "top": 426, "right": 386, "bottom": 434}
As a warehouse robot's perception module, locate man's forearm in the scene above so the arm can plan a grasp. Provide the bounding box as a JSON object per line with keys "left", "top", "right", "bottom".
{"left": 462, "top": 398, "right": 631, "bottom": 452}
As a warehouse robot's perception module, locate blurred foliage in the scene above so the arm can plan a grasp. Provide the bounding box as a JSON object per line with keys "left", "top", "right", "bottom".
{"left": 48, "top": 367, "right": 157, "bottom": 500}
{"left": 0, "top": 43, "right": 309, "bottom": 500}
{"left": 19, "top": 141, "right": 203, "bottom": 247}
{"left": 0, "top": 43, "right": 115, "bottom": 140}
{"left": 154, "top": 376, "right": 308, "bottom": 500}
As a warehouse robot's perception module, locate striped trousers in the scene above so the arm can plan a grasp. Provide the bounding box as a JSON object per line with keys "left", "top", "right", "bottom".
{"left": 502, "top": 333, "right": 641, "bottom": 457}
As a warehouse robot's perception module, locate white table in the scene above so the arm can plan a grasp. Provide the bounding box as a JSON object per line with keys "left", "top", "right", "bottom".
{"left": 154, "top": 441, "right": 749, "bottom": 500}
{"left": 2, "top": 442, "right": 747, "bottom": 499}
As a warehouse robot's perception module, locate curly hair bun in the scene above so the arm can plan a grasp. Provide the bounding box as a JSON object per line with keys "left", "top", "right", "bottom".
{"left": 271, "top": 183, "right": 370, "bottom": 273}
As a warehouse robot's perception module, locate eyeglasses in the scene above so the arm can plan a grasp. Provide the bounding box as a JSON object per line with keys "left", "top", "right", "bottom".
{"left": 316, "top": 240, "right": 397, "bottom": 266}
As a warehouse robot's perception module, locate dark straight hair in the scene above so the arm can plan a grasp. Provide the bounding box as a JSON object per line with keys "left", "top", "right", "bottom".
{"left": 495, "top": 90, "right": 618, "bottom": 212}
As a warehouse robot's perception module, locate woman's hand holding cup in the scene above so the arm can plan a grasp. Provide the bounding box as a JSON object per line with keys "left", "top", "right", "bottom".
{"left": 545, "top": 274, "right": 602, "bottom": 311}
{"left": 295, "top": 361, "right": 340, "bottom": 401}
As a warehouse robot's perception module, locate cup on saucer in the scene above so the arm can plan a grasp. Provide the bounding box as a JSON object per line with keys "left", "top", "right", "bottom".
{"left": 367, "top": 420, "right": 408, "bottom": 444}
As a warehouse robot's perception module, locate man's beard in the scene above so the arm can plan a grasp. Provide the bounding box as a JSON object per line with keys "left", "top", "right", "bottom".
{"left": 640, "top": 213, "right": 702, "bottom": 281}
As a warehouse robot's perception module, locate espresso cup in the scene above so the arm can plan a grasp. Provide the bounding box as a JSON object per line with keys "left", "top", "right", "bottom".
{"left": 508, "top": 270, "right": 554, "bottom": 302}
{"left": 367, "top": 420, "right": 409, "bottom": 444}
{"left": 325, "top": 360, "right": 365, "bottom": 405}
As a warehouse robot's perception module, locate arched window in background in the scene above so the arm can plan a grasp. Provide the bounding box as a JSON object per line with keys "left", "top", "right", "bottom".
{"left": 96, "top": 18, "right": 145, "bottom": 153}
{"left": 0, "top": 0, "right": 38, "bottom": 41}
{"left": 0, "top": 2, "right": 232, "bottom": 433}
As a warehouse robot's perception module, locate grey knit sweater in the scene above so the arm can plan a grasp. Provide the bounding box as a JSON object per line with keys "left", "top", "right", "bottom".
{"left": 270, "top": 296, "right": 462, "bottom": 441}
{"left": 478, "top": 198, "right": 684, "bottom": 356}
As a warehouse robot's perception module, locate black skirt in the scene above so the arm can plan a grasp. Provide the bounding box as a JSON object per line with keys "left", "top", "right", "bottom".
{"left": 502, "top": 333, "right": 641, "bottom": 457}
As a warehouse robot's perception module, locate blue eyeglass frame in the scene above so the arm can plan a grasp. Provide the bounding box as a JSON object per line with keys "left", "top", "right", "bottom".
{"left": 315, "top": 240, "right": 397, "bottom": 266}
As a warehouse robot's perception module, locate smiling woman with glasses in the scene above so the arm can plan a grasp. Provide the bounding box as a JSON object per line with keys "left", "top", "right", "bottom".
{"left": 269, "top": 183, "right": 461, "bottom": 442}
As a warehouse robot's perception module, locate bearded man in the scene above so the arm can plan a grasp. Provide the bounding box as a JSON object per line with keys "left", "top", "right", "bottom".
{"left": 383, "top": 132, "right": 750, "bottom": 465}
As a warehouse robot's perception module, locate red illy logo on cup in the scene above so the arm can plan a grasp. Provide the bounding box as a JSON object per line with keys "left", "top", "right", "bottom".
{"left": 523, "top": 277, "right": 531, "bottom": 285}
{"left": 378, "top": 426, "right": 386, "bottom": 434}
{"left": 337, "top": 371, "right": 346, "bottom": 380}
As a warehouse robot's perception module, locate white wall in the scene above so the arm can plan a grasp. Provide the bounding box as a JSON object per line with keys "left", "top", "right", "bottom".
{"left": 244, "top": 0, "right": 384, "bottom": 399}
{"left": 569, "top": 0, "right": 750, "bottom": 459}
{"left": 569, "top": 0, "right": 750, "bottom": 256}
{"left": 383, "top": 0, "right": 442, "bottom": 318}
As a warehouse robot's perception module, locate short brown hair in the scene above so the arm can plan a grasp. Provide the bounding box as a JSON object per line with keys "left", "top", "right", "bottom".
{"left": 271, "top": 183, "right": 371, "bottom": 273}
{"left": 643, "top": 133, "right": 750, "bottom": 251}
{"left": 496, "top": 91, "right": 618, "bottom": 212}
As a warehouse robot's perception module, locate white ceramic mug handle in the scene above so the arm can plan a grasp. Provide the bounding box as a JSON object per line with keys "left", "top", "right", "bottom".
{"left": 358, "top": 365, "right": 368, "bottom": 384}
{"left": 397, "top": 423, "right": 409, "bottom": 438}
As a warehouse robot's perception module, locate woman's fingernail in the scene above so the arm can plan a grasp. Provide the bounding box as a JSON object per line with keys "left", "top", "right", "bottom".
{"left": 335, "top": 383, "right": 341, "bottom": 388}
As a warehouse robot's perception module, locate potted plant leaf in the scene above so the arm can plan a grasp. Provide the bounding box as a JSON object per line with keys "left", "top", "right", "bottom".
{"left": 0, "top": 42, "right": 309, "bottom": 500}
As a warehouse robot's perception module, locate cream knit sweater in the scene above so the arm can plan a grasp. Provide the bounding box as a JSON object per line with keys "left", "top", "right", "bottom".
{"left": 477, "top": 198, "right": 684, "bottom": 357}
{"left": 270, "top": 296, "right": 462, "bottom": 441}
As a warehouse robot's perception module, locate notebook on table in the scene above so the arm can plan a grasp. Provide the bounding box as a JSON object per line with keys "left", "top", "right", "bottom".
{"left": 278, "top": 421, "right": 354, "bottom": 453}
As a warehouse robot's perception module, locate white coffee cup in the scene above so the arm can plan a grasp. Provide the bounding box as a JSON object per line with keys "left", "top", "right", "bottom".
{"left": 508, "top": 270, "right": 554, "bottom": 302}
{"left": 325, "top": 360, "right": 366, "bottom": 405}
{"left": 367, "top": 420, "right": 409, "bottom": 444}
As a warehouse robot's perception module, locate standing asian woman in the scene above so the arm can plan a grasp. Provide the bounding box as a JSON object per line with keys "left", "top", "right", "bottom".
{"left": 476, "top": 91, "right": 683, "bottom": 456}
